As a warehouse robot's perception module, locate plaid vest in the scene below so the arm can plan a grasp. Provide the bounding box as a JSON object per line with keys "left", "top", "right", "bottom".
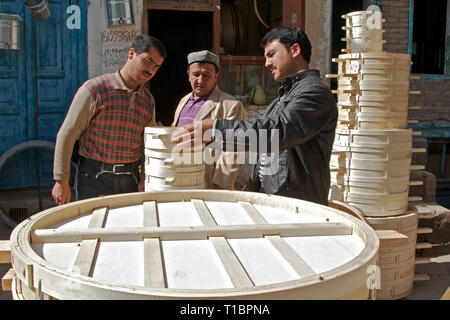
{"left": 79, "top": 73, "right": 154, "bottom": 164}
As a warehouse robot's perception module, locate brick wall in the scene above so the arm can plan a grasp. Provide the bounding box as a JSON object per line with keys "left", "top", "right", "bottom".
{"left": 409, "top": 80, "right": 450, "bottom": 121}
{"left": 378, "top": 0, "right": 450, "bottom": 121}
{"left": 380, "top": 0, "right": 410, "bottom": 54}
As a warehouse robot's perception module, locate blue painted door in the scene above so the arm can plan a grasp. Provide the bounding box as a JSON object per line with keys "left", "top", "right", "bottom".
{"left": 0, "top": 0, "right": 87, "bottom": 189}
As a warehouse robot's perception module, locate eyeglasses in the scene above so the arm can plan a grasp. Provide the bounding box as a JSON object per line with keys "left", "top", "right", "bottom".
{"left": 143, "top": 56, "right": 161, "bottom": 69}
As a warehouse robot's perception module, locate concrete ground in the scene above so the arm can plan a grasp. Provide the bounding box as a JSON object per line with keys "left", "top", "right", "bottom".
{"left": 0, "top": 187, "right": 448, "bottom": 300}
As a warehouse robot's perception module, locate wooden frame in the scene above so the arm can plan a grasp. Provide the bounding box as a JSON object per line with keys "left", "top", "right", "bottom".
{"left": 219, "top": 55, "right": 266, "bottom": 95}
{"left": 282, "top": 0, "right": 305, "bottom": 30}
{"left": 143, "top": 0, "right": 221, "bottom": 54}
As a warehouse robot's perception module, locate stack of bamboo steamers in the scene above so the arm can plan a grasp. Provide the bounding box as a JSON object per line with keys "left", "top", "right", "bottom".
{"left": 327, "top": 10, "right": 423, "bottom": 300}
{"left": 144, "top": 127, "right": 205, "bottom": 191}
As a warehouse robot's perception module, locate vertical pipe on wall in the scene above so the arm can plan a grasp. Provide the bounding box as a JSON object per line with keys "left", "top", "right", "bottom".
{"left": 213, "top": 0, "right": 221, "bottom": 54}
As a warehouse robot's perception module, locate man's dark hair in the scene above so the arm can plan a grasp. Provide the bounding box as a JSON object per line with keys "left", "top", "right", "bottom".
{"left": 132, "top": 34, "right": 167, "bottom": 58}
{"left": 260, "top": 26, "right": 312, "bottom": 64}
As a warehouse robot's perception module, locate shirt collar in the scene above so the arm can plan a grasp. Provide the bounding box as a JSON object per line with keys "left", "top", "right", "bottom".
{"left": 113, "top": 70, "right": 146, "bottom": 96}
{"left": 279, "top": 69, "right": 319, "bottom": 96}
{"left": 189, "top": 91, "right": 212, "bottom": 102}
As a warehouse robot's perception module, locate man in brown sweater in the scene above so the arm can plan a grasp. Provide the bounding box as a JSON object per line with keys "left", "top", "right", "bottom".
{"left": 52, "top": 35, "right": 166, "bottom": 205}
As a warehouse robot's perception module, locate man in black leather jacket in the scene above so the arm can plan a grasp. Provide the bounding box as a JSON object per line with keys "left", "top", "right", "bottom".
{"left": 173, "top": 26, "right": 337, "bottom": 205}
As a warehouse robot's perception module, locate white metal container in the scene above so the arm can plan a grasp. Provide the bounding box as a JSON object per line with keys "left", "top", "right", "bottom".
{"left": 0, "top": 14, "right": 23, "bottom": 50}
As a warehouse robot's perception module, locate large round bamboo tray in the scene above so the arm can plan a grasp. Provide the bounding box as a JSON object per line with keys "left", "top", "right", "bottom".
{"left": 9, "top": 190, "right": 380, "bottom": 300}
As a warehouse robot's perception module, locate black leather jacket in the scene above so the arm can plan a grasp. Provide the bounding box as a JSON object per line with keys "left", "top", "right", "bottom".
{"left": 214, "top": 69, "right": 337, "bottom": 205}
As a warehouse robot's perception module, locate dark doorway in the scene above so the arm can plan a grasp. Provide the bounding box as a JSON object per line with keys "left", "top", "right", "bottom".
{"left": 148, "top": 10, "right": 213, "bottom": 126}
{"left": 411, "top": 0, "right": 447, "bottom": 74}
{"left": 330, "top": 0, "right": 365, "bottom": 90}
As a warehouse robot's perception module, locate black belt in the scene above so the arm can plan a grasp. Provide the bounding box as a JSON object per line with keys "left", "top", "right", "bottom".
{"left": 79, "top": 156, "right": 140, "bottom": 174}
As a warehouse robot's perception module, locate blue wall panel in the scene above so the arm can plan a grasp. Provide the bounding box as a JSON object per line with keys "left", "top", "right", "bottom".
{"left": 0, "top": 0, "right": 87, "bottom": 189}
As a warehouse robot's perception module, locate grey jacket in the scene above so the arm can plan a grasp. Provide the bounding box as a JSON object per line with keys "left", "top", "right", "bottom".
{"left": 214, "top": 69, "right": 337, "bottom": 205}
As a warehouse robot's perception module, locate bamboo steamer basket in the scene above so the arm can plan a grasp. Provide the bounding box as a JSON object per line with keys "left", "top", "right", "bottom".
{"left": 378, "top": 241, "right": 417, "bottom": 266}
{"left": 145, "top": 168, "right": 205, "bottom": 186}
{"left": 144, "top": 126, "right": 203, "bottom": 153}
{"left": 331, "top": 148, "right": 412, "bottom": 161}
{"left": 342, "top": 192, "right": 409, "bottom": 217}
{"left": 377, "top": 242, "right": 416, "bottom": 300}
{"left": 330, "top": 176, "right": 411, "bottom": 195}
{"left": 336, "top": 53, "right": 411, "bottom": 72}
{"left": 9, "top": 190, "right": 380, "bottom": 300}
{"left": 331, "top": 171, "right": 411, "bottom": 187}
{"left": 145, "top": 176, "right": 205, "bottom": 190}
{"left": 358, "top": 70, "right": 410, "bottom": 81}
{"left": 332, "top": 163, "right": 411, "bottom": 179}
{"left": 338, "top": 79, "right": 409, "bottom": 88}
{"left": 365, "top": 211, "right": 418, "bottom": 236}
{"left": 337, "top": 93, "right": 360, "bottom": 107}
{"left": 341, "top": 38, "right": 383, "bottom": 54}
{"left": 342, "top": 10, "right": 384, "bottom": 28}
{"left": 338, "top": 84, "right": 410, "bottom": 98}
{"left": 334, "top": 129, "right": 412, "bottom": 145}
{"left": 144, "top": 126, "right": 205, "bottom": 191}
{"left": 145, "top": 160, "right": 204, "bottom": 176}
{"left": 145, "top": 149, "right": 204, "bottom": 167}
{"left": 379, "top": 255, "right": 415, "bottom": 279}
{"left": 331, "top": 158, "right": 411, "bottom": 171}
{"left": 337, "top": 109, "right": 408, "bottom": 130}
{"left": 334, "top": 69, "right": 410, "bottom": 82}
{"left": 337, "top": 93, "right": 409, "bottom": 109}
{"left": 338, "top": 100, "right": 409, "bottom": 113}
{"left": 343, "top": 26, "right": 384, "bottom": 38}
{"left": 358, "top": 83, "right": 410, "bottom": 98}
{"left": 353, "top": 113, "right": 408, "bottom": 130}
{"left": 377, "top": 271, "right": 414, "bottom": 300}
